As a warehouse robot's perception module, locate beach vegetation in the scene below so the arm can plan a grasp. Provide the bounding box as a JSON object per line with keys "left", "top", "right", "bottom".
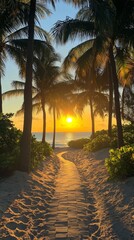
{"left": 0, "top": 114, "right": 52, "bottom": 176}
{"left": 69, "top": 124, "right": 134, "bottom": 151}
{"left": 0, "top": 113, "right": 21, "bottom": 175}
{"left": 31, "top": 136, "right": 52, "bottom": 169}
{"left": 84, "top": 134, "right": 111, "bottom": 152}
{"left": 68, "top": 138, "right": 89, "bottom": 149}
{"left": 105, "top": 146, "right": 134, "bottom": 179}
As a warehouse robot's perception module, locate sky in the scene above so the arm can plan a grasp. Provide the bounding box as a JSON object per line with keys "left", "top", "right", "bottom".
{"left": 2, "top": 1, "right": 111, "bottom": 133}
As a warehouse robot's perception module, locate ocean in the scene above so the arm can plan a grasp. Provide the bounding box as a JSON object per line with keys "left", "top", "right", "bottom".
{"left": 32, "top": 132, "right": 91, "bottom": 148}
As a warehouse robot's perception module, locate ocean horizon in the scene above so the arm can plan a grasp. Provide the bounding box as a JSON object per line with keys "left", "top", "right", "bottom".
{"left": 32, "top": 132, "right": 91, "bottom": 147}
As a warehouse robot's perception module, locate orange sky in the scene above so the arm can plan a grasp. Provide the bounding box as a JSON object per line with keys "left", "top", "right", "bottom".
{"left": 3, "top": 97, "right": 116, "bottom": 132}
{"left": 11, "top": 106, "right": 116, "bottom": 133}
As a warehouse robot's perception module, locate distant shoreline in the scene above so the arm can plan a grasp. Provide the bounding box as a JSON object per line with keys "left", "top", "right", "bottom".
{"left": 32, "top": 132, "right": 91, "bottom": 148}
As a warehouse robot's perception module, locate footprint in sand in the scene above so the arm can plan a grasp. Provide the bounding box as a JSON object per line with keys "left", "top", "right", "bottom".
{"left": 6, "top": 221, "right": 17, "bottom": 230}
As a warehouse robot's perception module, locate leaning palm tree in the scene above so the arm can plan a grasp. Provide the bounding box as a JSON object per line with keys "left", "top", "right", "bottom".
{"left": 52, "top": 0, "right": 134, "bottom": 148}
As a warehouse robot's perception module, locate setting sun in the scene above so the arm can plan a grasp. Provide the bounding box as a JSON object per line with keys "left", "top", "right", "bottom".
{"left": 66, "top": 117, "right": 73, "bottom": 123}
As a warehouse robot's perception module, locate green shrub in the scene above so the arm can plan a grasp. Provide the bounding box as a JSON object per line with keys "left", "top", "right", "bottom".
{"left": 0, "top": 113, "right": 21, "bottom": 154}
{"left": 42, "top": 141, "right": 53, "bottom": 156}
{"left": 0, "top": 114, "right": 53, "bottom": 174}
{"left": 0, "top": 114, "right": 21, "bottom": 175}
{"left": 0, "top": 146, "right": 20, "bottom": 175}
{"left": 84, "top": 134, "right": 111, "bottom": 152}
{"left": 123, "top": 132, "right": 134, "bottom": 145}
{"left": 31, "top": 137, "right": 52, "bottom": 169}
{"left": 84, "top": 124, "right": 134, "bottom": 152}
{"left": 68, "top": 138, "right": 89, "bottom": 149}
{"left": 93, "top": 129, "right": 108, "bottom": 138}
{"left": 105, "top": 145, "right": 134, "bottom": 179}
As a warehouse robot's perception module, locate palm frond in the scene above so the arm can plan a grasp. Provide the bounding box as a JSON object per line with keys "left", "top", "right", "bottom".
{"left": 36, "top": 2, "right": 51, "bottom": 20}
{"left": 32, "top": 93, "right": 41, "bottom": 104}
{"left": 5, "top": 25, "right": 51, "bottom": 42}
{"left": 32, "top": 102, "right": 42, "bottom": 114}
{"left": 34, "top": 26, "right": 51, "bottom": 42}
{"left": 2, "top": 89, "right": 24, "bottom": 100}
{"left": 0, "top": 55, "right": 6, "bottom": 76}
{"left": 16, "top": 107, "right": 24, "bottom": 116}
{"left": 12, "top": 80, "right": 25, "bottom": 89}
{"left": 51, "top": 18, "right": 95, "bottom": 44}
{"left": 63, "top": 39, "right": 94, "bottom": 70}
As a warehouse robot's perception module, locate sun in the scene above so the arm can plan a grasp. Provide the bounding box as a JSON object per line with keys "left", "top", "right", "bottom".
{"left": 66, "top": 117, "right": 73, "bottom": 123}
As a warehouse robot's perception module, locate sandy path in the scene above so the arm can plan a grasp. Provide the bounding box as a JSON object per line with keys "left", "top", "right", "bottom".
{"left": 45, "top": 152, "right": 101, "bottom": 240}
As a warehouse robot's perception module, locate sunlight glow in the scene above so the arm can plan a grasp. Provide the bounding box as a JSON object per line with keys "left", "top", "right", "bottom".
{"left": 66, "top": 117, "right": 73, "bottom": 123}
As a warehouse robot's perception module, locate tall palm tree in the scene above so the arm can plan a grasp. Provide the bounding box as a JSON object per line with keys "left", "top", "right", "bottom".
{"left": 18, "top": 0, "right": 54, "bottom": 172}
{"left": 52, "top": 0, "right": 134, "bottom": 147}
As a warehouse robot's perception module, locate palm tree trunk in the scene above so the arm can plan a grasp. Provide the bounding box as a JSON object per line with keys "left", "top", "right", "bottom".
{"left": 108, "top": 62, "right": 113, "bottom": 137}
{"left": 109, "top": 44, "right": 124, "bottom": 148}
{"left": 0, "top": 72, "right": 2, "bottom": 114}
{"left": 121, "top": 86, "right": 125, "bottom": 120}
{"left": 42, "top": 103, "right": 46, "bottom": 143}
{"left": 20, "top": 0, "right": 36, "bottom": 172}
{"left": 52, "top": 106, "right": 56, "bottom": 149}
{"left": 89, "top": 96, "right": 95, "bottom": 138}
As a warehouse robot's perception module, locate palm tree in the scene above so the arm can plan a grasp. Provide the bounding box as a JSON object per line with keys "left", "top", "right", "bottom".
{"left": 48, "top": 81, "right": 75, "bottom": 149}
{"left": 0, "top": 26, "right": 50, "bottom": 113}
{"left": 97, "top": 61, "right": 114, "bottom": 137}
{"left": 3, "top": 41, "right": 59, "bottom": 142}
{"left": 18, "top": 0, "right": 54, "bottom": 172}
{"left": 33, "top": 44, "right": 60, "bottom": 142}
{"left": 0, "top": 0, "right": 52, "bottom": 171}
{"left": 73, "top": 67, "right": 108, "bottom": 137}
{"left": 3, "top": 78, "right": 75, "bottom": 149}
{"left": 116, "top": 47, "right": 134, "bottom": 120}
{"left": 3, "top": 39, "right": 74, "bottom": 149}
{"left": 0, "top": 0, "right": 48, "bottom": 113}
{"left": 52, "top": 0, "right": 134, "bottom": 147}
